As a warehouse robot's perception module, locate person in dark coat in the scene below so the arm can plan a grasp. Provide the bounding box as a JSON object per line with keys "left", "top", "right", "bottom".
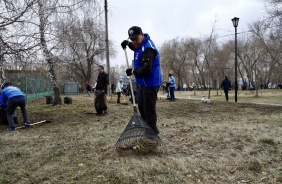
{"left": 221, "top": 76, "right": 231, "bottom": 101}
{"left": 94, "top": 65, "right": 109, "bottom": 115}
{"left": 111, "top": 83, "right": 115, "bottom": 94}
{"left": 86, "top": 82, "right": 92, "bottom": 97}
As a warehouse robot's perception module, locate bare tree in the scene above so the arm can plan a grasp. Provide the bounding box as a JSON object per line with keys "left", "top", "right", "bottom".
{"left": 201, "top": 19, "right": 219, "bottom": 98}
{"left": 160, "top": 38, "right": 191, "bottom": 88}
{"left": 57, "top": 18, "right": 106, "bottom": 85}
{"left": 249, "top": 19, "right": 281, "bottom": 87}
{"left": 186, "top": 38, "right": 205, "bottom": 94}
{"left": 265, "top": 0, "right": 282, "bottom": 20}
{"left": 27, "top": 0, "right": 102, "bottom": 105}
{"left": 237, "top": 34, "right": 262, "bottom": 89}
{"left": 0, "top": 0, "right": 36, "bottom": 82}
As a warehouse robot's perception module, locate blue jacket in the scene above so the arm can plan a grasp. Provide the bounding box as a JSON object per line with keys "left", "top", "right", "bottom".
{"left": 0, "top": 86, "right": 24, "bottom": 107}
{"left": 168, "top": 77, "right": 175, "bottom": 88}
{"left": 134, "top": 34, "right": 162, "bottom": 87}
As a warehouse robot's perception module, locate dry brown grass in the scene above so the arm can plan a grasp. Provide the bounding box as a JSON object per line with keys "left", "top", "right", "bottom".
{"left": 165, "top": 89, "right": 282, "bottom": 104}
{"left": 0, "top": 91, "right": 281, "bottom": 184}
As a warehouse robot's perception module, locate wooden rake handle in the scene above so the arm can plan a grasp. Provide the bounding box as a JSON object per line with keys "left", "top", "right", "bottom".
{"left": 124, "top": 48, "right": 136, "bottom": 107}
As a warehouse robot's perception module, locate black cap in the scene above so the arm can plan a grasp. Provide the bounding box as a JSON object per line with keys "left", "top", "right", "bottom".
{"left": 1, "top": 82, "right": 11, "bottom": 89}
{"left": 128, "top": 26, "right": 142, "bottom": 39}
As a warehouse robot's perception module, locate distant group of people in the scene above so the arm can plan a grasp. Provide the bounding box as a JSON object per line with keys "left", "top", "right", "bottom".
{"left": 117, "top": 80, "right": 138, "bottom": 103}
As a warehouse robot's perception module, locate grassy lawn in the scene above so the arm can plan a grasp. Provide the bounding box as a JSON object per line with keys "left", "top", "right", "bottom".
{"left": 0, "top": 91, "right": 281, "bottom": 184}
{"left": 162, "top": 89, "right": 282, "bottom": 104}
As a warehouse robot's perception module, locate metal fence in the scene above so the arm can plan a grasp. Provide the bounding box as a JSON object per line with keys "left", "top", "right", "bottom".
{"left": 6, "top": 72, "right": 53, "bottom": 103}
{"left": 64, "top": 82, "right": 79, "bottom": 95}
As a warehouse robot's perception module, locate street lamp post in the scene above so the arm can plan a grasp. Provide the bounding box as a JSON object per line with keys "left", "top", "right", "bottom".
{"left": 232, "top": 17, "right": 239, "bottom": 102}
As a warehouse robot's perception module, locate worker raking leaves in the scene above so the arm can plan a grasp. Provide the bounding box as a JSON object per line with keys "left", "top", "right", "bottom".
{"left": 115, "top": 26, "right": 162, "bottom": 150}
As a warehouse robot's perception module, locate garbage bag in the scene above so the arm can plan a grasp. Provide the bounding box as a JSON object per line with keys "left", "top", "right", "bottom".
{"left": 95, "top": 91, "right": 107, "bottom": 113}
{"left": 45, "top": 96, "right": 53, "bottom": 104}
{"left": 64, "top": 96, "right": 72, "bottom": 104}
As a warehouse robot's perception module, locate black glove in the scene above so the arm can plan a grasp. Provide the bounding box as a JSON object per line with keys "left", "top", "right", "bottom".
{"left": 121, "top": 40, "right": 129, "bottom": 50}
{"left": 126, "top": 68, "right": 133, "bottom": 76}
{"left": 128, "top": 42, "right": 135, "bottom": 50}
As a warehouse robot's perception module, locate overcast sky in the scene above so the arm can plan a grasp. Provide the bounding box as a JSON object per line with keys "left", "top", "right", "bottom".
{"left": 106, "top": 0, "right": 267, "bottom": 66}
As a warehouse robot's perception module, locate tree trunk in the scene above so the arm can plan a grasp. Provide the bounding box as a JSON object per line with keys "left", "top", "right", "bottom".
{"left": 0, "top": 57, "right": 6, "bottom": 83}
{"left": 38, "top": 1, "right": 61, "bottom": 105}
{"left": 255, "top": 64, "right": 258, "bottom": 96}
{"left": 192, "top": 66, "right": 196, "bottom": 95}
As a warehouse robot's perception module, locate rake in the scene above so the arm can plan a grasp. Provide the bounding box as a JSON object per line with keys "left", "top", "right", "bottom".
{"left": 114, "top": 48, "right": 161, "bottom": 149}
{"left": 17, "top": 120, "right": 52, "bottom": 129}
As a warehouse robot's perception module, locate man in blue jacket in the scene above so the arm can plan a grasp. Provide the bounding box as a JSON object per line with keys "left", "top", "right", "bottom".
{"left": 0, "top": 82, "right": 30, "bottom": 131}
{"left": 221, "top": 76, "right": 231, "bottom": 101}
{"left": 121, "top": 26, "right": 162, "bottom": 134}
{"left": 168, "top": 74, "right": 176, "bottom": 101}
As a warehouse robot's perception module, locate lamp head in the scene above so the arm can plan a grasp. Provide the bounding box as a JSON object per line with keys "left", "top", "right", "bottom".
{"left": 232, "top": 17, "right": 239, "bottom": 28}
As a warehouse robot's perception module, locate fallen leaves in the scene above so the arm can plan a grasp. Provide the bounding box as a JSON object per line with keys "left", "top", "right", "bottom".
{"left": 122, "top": 169, "right": 126, "bottom": 177}
{"left": 133, "top": 145, "right": 140, "bottom": 150}
{"left": 162, "top": 123, "right": 169, "bottom": 127}
{"left": 71, "top": 170, "right": 82, "bottom": 179}
{"left": 238, "top": 180, "right": 251, "bottom": 183}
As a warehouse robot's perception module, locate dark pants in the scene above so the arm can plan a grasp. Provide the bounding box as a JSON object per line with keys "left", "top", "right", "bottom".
{"left": 170, "top": 87, "right": 175, "bottom": 101}
{"left": 87, "top": 90, "right": 91, "bottom": 97}
{"left": 224, "top": 88, "right": 229, "bottom": 101}
{"left": 117, "top": 92, "right": 121, "bottom": 103}
{"left": 7, "top": 96, "right": 28, "bottom": 128}
{"left": 130, "top": 91, "right": 138, "bottom": 104}
{"left": 138, "top": 85, "right": 159, "bottom": 132}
